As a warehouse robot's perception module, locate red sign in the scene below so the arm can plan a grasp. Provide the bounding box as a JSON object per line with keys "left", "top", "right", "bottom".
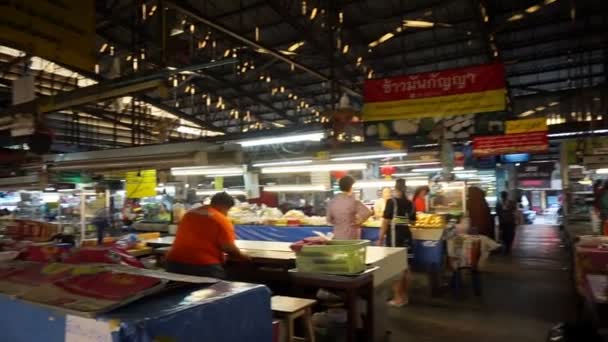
{"left": 365, "top": 63, "right": 505, "bottom": 101}
{"left": 473, "top": 131, "right": 549, "bottom": 156}
{"left": 363, "top": 63, "right": 506, "bottom": 120}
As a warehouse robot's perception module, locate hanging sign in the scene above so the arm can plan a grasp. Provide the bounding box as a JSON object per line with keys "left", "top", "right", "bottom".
{"left": 505, "top": 117, "right": 547, "bottom": 134}
{"left": 362, "top": 63, "right": 506, "bottom": 121}
{"left": 473, "top": 131, "right": 548, "bottom": 156}
{"left": 125, "top": 170, "right": 157, "bottom": 198}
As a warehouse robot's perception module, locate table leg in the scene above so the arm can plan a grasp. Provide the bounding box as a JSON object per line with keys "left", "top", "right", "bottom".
{"left": 305, "top": 308, "right": 316, "bottom": 342}
{"left": 365, "top": 281, "right": 375, "bottom": 342}
{"left": 287, "top": 317, "right": 295, "bottom": 342}
{"left": 346, "top": 288, "right": 357, "bottom": 342}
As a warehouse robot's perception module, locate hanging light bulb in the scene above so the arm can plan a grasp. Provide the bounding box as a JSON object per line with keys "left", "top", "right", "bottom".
{"left": 339, "top": 11, "right": 344, "bottom": 24}
{"left": 185, "top": 85, "right": 191, "bottom": 93}
{"left": 223, "top": 49, "right": 230, "bottom": 57}
{"left": 142, "top": 3, "right": 147, "bottom": 20}
{"left": 310, "top": 7, "right": 318, "bottom": 20}
{"left": 140, "top": 49, "right": 146, "bottom": 60}
{"left": 293, "top": 95, "right": 298, "bottom": 100}
{"left": 133, "top": 58, "right": 138, "bottom": 71}
{"left": 356, "top": 56, "right": 363, "bottom": 66}
{"left": 198, "top": 40, "right": 207, "bottom": 49}
{"left": 173, "top": 78, "right": 178, "bottom": 87}
{"left": 94, "top": 64, "right": 100, "bottom": 74}
{"left": 206, "top": 96, "right": 211, "bottom": 106}
{"left": 367, "top": 69, "right": 374, "bottom": 79}
{"left": 280, "top": 86, "right": 285, "bottom": 93}
{"left": 190, "top": 86, "right": 195, "bottom": 95}
{"left": 110, "top": 45, "right": 115, "bottom": 56}
{"left": 232, "top": 49, "right": 237, "bottom": 58}
{"left": 290, "top": 63, "right": 295, "bottom": 72}
{"left": 266, "top": 76, "right": 271, "bottom": 82}
{"left": 255, "top": 26, "right": 260, "bottom": 41}
{"left": 342, "top": 44, "right": 349, "bottom": 54}
{"left": 301, "top": 0, "right": 307, "bottom": 15}
{"left": 190, "top": 24, "right": 195, "bottom": 33}
{"left": 99, "top": 43, "right": 108, "bottom": 53}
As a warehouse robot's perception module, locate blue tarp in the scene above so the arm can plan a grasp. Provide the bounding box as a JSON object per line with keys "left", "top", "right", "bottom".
{"left": 0, "top": 281, "right": 272, "bottom": 342}
{"left": 235, "top": 224, "right": 380, "bottom": 242}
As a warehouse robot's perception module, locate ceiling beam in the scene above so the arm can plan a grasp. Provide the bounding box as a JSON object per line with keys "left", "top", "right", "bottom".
{"left": 165, "top": 0, "right": 361, "bottom": 98}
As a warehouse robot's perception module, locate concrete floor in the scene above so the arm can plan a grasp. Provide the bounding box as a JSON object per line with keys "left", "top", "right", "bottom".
{"left": 387, "top": 225, "right": 577, "bottom": 342}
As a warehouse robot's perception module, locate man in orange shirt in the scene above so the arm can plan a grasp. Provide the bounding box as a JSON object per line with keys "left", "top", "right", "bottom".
{"left": 166, "top": 192, "right": 249, "bottom": 279}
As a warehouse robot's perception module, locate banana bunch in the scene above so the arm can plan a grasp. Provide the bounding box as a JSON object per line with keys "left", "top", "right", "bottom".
{"left": 413, "top": 213, "right": 445, "bottom": 229}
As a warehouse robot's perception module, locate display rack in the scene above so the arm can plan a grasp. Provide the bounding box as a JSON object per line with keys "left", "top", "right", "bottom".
{"left": 429, "top": 181, "right": 467, "bottom": 215}
{"left": 57, "top": 190, "right": 110, "bottom": 243}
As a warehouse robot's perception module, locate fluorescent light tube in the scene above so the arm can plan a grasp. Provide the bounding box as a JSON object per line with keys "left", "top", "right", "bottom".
{"left": 389, "top": 161, "right": 440, "bottom": 167}
{"left": 411, "top": 168, "right": 442, "bottom": 173}
{"left": 253, "top": 160, "right": 313, "bottom": 167}
{"left": 205, "top": 174, "right": 244, "bottom": 178}
{"left": 239, "top": 132, "right": 324, "bottom": 147}
{"left": 264, "top": 184, "right": 327, "bottom": 192}
{"left": 261, "top": 163, "right": 367, "bottom": 174}
{"left": 196, "top": 189, "right": 246, "bottom": 196}
{"left": 354, "top": 180, "right": 395, "bottom": 188}
{"left": 171, "top": 166, "right": 244, "bottom": 176}
{"left": 403, "top": 20, "right": 435, "bottom": 28}
{"left": 330, "top": 152, "right": 407, "bottom": 161}
{"left": 393, "top": 173, "right": 429, "bottom": 177}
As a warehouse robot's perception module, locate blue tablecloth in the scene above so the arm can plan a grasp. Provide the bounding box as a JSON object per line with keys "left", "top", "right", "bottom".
{"left": 235, "top": 224, "right": 380, "bottom": 242}
{"left": 0, "top": 281, "right": 272, "bottom": 342}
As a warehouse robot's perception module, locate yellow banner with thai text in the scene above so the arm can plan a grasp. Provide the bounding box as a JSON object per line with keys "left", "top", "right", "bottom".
{"left": 362, "top": 89, "right": 505, "bottom": 121}
{"left": 505, "top": 118, "right": 547, "bottom": 134}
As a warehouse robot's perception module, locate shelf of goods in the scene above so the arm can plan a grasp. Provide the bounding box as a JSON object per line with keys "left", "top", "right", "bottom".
{"left": 429, "top": 182, "right": 466, "bottom": 216}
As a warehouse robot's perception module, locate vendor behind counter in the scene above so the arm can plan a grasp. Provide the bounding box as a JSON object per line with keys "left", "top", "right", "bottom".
{"left": 166, "top": 192, "right": 250, "bottom": 279}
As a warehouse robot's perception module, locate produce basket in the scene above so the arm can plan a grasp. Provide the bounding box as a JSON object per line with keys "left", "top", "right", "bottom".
{"left": 295, "top": 240, "right": 369, "bottom": 275}
{"left": 411, "top": 228, "right": 445, "bottom": 241}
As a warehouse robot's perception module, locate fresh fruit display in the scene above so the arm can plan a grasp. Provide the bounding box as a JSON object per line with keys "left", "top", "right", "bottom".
{"left": 413, "top": 213, "right": 445, "bottom": 229}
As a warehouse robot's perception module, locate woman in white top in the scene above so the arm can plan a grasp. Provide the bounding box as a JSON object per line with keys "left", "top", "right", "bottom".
{"left": 374, "top": 188, "right": 392, "bottom": 219}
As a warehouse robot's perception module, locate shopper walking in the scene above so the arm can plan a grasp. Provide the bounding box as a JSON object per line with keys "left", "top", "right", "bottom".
{"left": 327, "top": 176, "right": 373, "bottom": 239}
{"left": 496, "top": 191, "right": 517, "bottom": 254}
{"left": 378, "top": 179, "right": 416, "bottom": 307}
{"left": 467, "top": 186, "right": 494, "bottom": 239}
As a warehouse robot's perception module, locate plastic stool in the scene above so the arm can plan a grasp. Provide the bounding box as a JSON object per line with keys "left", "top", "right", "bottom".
{"left": 271, "top": 296, "right": 316, "bottom": 342}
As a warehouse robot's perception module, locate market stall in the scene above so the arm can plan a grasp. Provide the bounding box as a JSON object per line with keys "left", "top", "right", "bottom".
{"left": 0, "top": 276, "right": 271, "bottom": 342}
{"left": 146, "top": 237, "right": 407, "bottom": 341}
{"left": 0, "top": 242, "right": 273, "bottom": 342}
{"left": 234, "top": 224, "right": 380, "bottom": 242}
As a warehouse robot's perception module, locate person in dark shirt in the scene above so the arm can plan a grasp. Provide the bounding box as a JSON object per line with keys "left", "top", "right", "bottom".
{"left": 378, "top": 178, "right": 416, "bottom": 307}
{"left": 496, "top": 191, "right": 517, "bottom": 254}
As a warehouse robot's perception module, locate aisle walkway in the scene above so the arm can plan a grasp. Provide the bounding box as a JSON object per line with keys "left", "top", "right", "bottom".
{"left": 388, "top": 224, "right": 577, "bottom": 342}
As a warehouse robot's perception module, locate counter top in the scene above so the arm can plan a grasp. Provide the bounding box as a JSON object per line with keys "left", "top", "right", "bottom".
{"left": 147, "top": 237, "right": 405, "bottom": 266}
